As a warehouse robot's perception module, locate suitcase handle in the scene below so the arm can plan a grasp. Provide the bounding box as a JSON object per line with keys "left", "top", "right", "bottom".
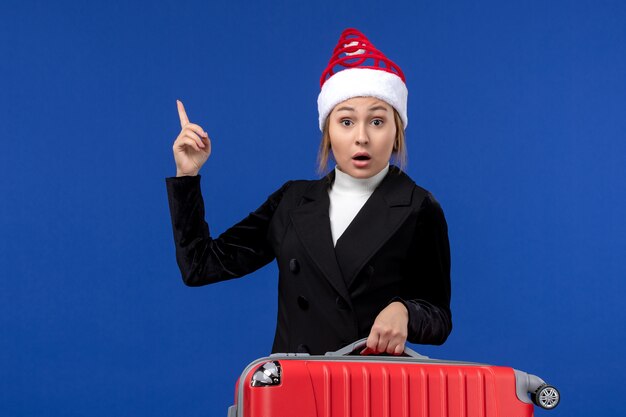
{"left": 325, "top": 338, "right": 430, "bottom": 359}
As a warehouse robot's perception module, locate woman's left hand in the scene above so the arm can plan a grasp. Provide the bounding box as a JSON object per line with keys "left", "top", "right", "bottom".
{"left": 361, "top": 301, "right": 409, "bottom": 355}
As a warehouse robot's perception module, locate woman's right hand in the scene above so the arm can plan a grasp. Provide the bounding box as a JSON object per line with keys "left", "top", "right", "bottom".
{"left": 173, "top": 100, "right": 211, "bottom": 177}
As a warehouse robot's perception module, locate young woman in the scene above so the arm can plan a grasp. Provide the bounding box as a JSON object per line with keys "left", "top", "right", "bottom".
{"left": 166, "top": 28, "right": 452, "bottom": 356}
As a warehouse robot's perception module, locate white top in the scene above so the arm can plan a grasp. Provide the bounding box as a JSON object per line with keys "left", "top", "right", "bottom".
{"left": 328, "top": 164, "right": 390, "bottom": 246}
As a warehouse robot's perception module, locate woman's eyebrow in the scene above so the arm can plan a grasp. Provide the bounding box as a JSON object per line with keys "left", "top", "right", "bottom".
{"left": 335, "top": 105, "right": 388, "bottom": 112}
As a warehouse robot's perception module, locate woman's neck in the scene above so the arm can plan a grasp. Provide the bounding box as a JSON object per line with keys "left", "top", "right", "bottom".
{"left": 332, "top": 163, "right": 389, "bottom": 195}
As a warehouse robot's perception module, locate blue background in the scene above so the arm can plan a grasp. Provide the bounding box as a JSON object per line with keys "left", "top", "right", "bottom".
{"left": 1, "top": 0, "right": 624, "bottom": 416}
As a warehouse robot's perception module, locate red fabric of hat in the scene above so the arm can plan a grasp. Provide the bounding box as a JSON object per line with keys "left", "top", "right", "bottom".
{"left": 320, "top": 28, "right": 406, "bottom": 88}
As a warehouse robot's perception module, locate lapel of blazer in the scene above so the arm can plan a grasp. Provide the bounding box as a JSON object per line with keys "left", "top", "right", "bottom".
{"left": 334, "top": 165, "right": 415, "bottom": 288}
{"left": 289, "top": 171, "right": 352, "bottom": 306}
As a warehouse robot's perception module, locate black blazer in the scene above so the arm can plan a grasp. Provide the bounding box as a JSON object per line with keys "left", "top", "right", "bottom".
{"left": 166, "top": 166, "right": 451, "bottom": 354}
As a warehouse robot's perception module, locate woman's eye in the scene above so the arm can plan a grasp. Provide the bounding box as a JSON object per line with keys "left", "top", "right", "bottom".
{"left": 341, "top": 120, "right": 352, "bottom": 127}
{"left": 371, "top": 119, "right": 383, "bottom": 126}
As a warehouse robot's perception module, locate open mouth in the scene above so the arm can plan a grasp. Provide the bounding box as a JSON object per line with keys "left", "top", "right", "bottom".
{"left": 352, "top": 153, "right": 371, "bottom": 161}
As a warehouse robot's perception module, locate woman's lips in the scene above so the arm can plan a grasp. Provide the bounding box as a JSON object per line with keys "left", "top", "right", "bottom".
{"left": 352, "top": 153, "right": 371, "bottom": 168}
{"left": 352, "top": 159, "right": 371, "bottom": 168}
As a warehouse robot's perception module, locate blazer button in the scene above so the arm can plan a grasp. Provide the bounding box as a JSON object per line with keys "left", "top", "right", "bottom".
{"left": 365, "top": 264, "right": 375, "bottom": 277}
{"left": 335, "top": 296, "right": 349, "bottom": 311}
{"left": 297, "top": 295, "right": 309, "bottom": 311}
{"left": 297, "top": 344, "right": 310, "bottom": 353}
{"left": 289, "top": 259, "right": 300, "bottom": 274}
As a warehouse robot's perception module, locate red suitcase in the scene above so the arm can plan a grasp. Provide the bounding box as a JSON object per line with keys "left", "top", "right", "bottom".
{"left": 228, "top": 339, "right": 559, "bottom": 417}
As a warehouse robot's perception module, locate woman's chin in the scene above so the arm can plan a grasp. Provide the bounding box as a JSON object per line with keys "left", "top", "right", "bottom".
{"left": 339, "top": 161, "right": 383, "bottom": 179}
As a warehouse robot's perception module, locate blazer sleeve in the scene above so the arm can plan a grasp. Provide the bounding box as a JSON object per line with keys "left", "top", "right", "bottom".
{"left": 391, "top": 193, "right": 452, "bottom": 345}
{"left": 165, "top": 175, "right": 292, "bottom": 286}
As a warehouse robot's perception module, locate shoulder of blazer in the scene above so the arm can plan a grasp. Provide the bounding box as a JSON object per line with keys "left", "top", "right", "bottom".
{"left": 385, "top": 166, "right": 443, "bottom": 214}
{"left": 275, "top": 171, "right": 334, "bottom": 207}
{"left": 376, "top": 165, "right": 440, "bottom": 213}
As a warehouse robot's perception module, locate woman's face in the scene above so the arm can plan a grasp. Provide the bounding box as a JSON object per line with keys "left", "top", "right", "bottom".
{"left": 328, "top": 96, "right": 397, "bottom": 179}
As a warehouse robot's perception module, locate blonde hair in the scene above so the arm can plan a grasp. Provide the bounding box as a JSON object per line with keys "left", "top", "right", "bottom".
{"left": 316, "top": 108, "right": 407, "bottom": 175}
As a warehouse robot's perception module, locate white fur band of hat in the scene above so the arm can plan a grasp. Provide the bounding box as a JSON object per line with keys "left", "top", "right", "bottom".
{"left": 317, "top": 28, "right": 408, "bottom": 131}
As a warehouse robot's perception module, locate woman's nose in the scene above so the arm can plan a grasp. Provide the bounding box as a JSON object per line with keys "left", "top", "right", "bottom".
{"left": 356, "top": 124, "right": 369, "bottom": 145}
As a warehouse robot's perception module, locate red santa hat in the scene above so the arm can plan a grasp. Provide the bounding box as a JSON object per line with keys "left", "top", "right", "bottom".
{"left": 317, "top": 28, "right": 408, "bottom": 131}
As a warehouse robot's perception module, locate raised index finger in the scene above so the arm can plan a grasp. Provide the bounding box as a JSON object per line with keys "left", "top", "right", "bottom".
{"left": 177, "top": 100, "right": 190, "bottom": 128}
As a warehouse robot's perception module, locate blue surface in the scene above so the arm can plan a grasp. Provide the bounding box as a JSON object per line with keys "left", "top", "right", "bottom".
{"left": 1, "top": 1, "right": 624, "bottom": 416}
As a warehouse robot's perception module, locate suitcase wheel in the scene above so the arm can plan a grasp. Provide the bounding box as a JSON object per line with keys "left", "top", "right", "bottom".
{"left": 531, "top": 383, "right": 560, "bottom": 410}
